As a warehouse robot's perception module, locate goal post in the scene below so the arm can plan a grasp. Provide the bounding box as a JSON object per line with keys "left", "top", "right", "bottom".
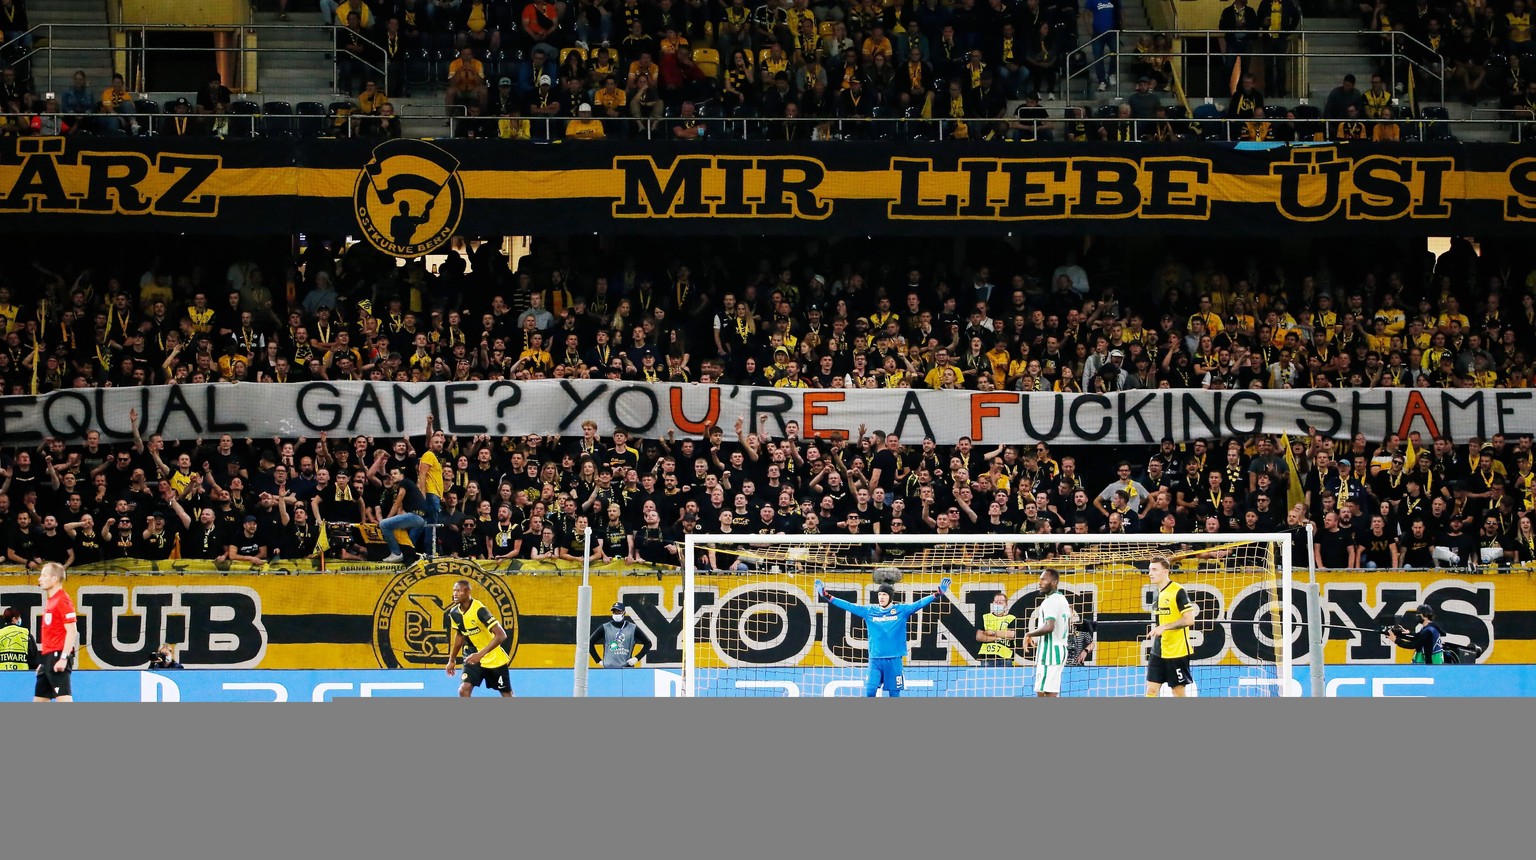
{"left": 681, "top": 531, "right": 1307, "bottom": 698}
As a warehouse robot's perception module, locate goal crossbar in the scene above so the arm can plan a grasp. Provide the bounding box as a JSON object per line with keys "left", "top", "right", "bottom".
{"left": 681, "top": 531, "right": 1296, "bottom": 697}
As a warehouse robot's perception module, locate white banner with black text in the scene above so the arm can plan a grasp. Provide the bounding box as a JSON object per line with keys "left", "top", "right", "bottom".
{"left": 1, "top": 381, "right": 1526, "bottom": 445}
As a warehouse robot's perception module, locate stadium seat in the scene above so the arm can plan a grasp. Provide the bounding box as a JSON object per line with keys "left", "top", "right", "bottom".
{"left": 1190, "top": 103, "right": 1225, "bottom": 140}
{"left": 560, "top": 47, "right": 584, "bottom": 66}
{"left": 1420, "top": 106, "right": 1455, "bottom": 141}
{"left": 133, "top": 99, "right": 160, "bottom": 135}
{"left": 329, "top": 101, "right": 356, "bottom": 136}
{"left": 435, "top": 48, "right": 456, "bottom": 84}
{"left": 406, "top": 48, "right": 433, "bottom": 86}
{"left": 819, "top": 22, "right": 836, "bottom": 37}
{"left": 1263, "top": 104, "right": 1288, "bottom": 121}
{"left": 230, "top": 99, "right": 262, "bottom": 137}
{"left": 1161, "top": 104, "right": 1187, "bottom": 136}
{"left": 693, "top": 47, "right": 720, "bottom": 79}
{"left": 1291, "top": 104, "right": 1324, "bottom": 141}
{"left": 1094, "top": 104, "right": 1117, "bottom": 119}
{"left": 480, "top": 49, "right": 506, "bottom": 81}
{"left": 295, "top": 101, "right": 329, "bottom": 138}
{"left": 262, "top": 101, "right": 296, "bottom": 138}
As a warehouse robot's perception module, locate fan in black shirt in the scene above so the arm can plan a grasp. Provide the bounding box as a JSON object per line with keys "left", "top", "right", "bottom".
{"left": 1358, "top": 516, "right": 1398, "bottom": 568}
{"left": 64, "top": 516, "right": 105, "bottom": 565}
{"left": 2, "top": 451, "right": 45, "bottom": 505}
{"left": 1433, "top": 518, "right": 1478, "bottom": 568}
{"left": 32, "top": 516, "right": 75, "bottom": 566}
{"left": 227, "top": 517, "right": 268, "bottom": 565}
{"left": 177, "top": 504, "right": 228, "bottom": 561}
{"left": 3, "top": 511, "right": 40, "bottom": 568}
{"left": 1313, "top": 513, "right": 1356, "bottom": 569}
{"left": 1397, "top": 519, "right": 1435, "bottom": 568}
{"left": 275, "top": 496, "right": 320, "bottom": 562}
{"left": 136, "top": 509, "right": 178, "bottom": 565}
{"left": 625, "top": 505, "right": 673, "bottom": 564}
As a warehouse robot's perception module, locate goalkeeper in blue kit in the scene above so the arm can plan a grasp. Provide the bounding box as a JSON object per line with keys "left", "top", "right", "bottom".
{"left": 816, "top": 578, "right": 951, "bottom": 697}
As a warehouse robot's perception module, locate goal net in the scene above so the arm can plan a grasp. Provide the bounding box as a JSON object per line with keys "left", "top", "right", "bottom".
{"left": 680, "top": 533, "right": 1296, "bottom": 697}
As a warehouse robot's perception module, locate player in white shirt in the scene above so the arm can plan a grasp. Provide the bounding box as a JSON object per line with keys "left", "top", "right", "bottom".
{"left": 1021, "top": 567, "right": 1074, "bottom": 697}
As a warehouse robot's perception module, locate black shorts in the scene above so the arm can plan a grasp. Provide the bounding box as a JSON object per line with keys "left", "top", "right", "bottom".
{"left": 35, "top": 651, "right": 73, "bottom": 699}
{"left": 462, "top": 662, "right": 512, "bottom": 693}
{"left": 1147, "top": 652, "right": 1192, "bottom": 688}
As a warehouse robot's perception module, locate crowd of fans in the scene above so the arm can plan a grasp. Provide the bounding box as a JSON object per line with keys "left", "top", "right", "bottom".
{"left": 305, "top": 0, "right": 1536, "bottom": 141}
{"left": 1344, "top": 0, "right": 1536, "bottom": 112}
{"left": 305, "top": 0, "right": 1131, "bottom": 141}
{"left": 8, "top": 0, "right": 1536, "bottom": 139}
{"left": 2, "top": 232, "right": 1536, "bottom": 573}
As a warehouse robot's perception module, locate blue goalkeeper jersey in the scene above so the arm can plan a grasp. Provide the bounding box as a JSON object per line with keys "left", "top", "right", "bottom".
{"left": 827, "top": 594, "right": 938, "bottom": 660}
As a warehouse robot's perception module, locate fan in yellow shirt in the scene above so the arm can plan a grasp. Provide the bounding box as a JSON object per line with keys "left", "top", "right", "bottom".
{"left": 1437, "top": 311, "right": 1470, "bottom": 332}
{"left": 565, "top": 104, "right": 606, "bottom": 139}
{"left": 1363, "top": 320, "right": 1393, "bottom": 353}
{"left": 593, "top": 78, "right": 627, "bottom": 115}
{"left": 986, "top": 343, "right": 1012, "bottom": 387}
{"left": 334, "top": 0, "right": 373, "bottom": 29}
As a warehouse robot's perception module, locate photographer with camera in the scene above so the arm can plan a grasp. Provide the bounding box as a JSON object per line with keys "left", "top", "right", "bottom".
{"left": 147, "top": 642, "right": 184, "bottom": 670}
{"left": 1384, "top": 603, "right": 1447, "bottom": 665}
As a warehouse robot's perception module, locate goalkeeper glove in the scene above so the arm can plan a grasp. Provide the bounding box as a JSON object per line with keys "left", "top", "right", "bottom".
{"left": 937, "top": 577, "right": 951, "bottom": 594}
{"left": 814, "top": 579, "right": 827, "bottom": 600}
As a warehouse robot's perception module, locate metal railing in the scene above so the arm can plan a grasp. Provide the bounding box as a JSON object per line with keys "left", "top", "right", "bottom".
{"left": 424, "top": 112, "right": 1506, "bottom": 142}
{"left": 1063, "top": 28, "right": 1445, "bottom": 108}
{"left": 3, "top": 22, "right": 387, "bottom": 100}
{"left": 1, "top": 106, "right": 448, "bottom": 139}
{"left": 3, "top": 110, "right": 1512, "bottom": 141}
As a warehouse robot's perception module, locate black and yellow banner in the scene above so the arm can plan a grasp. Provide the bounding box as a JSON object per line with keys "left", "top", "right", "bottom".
{"left": 2, "top": 563, "right": 1534, "bottom": 669}
{"left": 5, "top": 138, "right": 1536, "bottom": 250}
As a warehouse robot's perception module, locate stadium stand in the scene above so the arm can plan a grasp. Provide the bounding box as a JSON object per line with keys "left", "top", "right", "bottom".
{"left": 2, "top": 232, "right": 1536, "bottom": 573}
{"left": 1, "top": 0, "right": 1533, "bottom": 141}
{"left": 3, "top": 0, "right": 1536, "bottom": 575}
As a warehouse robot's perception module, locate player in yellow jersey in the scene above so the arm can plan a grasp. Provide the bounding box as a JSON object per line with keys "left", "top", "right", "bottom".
{"left": 446, "top": 579, "right": 513, "bottom": 697}
{"left": 1144, "top": 555, "right": 1197, "bottom": 697}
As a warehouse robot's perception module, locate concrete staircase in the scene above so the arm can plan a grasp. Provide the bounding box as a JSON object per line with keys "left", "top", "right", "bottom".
{"left": 24, "top": 0, "right": 113, "bottom": 95}
{"left": 393, "top": 96, "right": 463, "bottom": 139}
{"left": 248, "top": 10, "right": 343, "bottom": 102}
{"left": 1002, "top": 3, "right": 1158, "bottom": 123}
{"left": 1298, "top": 16, "right": 1364, "bottom": 107}
{"left": 1108, "top": 0, "right": 1155, "bottom": 98}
